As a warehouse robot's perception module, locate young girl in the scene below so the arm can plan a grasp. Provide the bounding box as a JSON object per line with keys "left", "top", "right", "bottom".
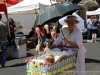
{"left": 44, "top": 54, "right": 55, "bottom": 65}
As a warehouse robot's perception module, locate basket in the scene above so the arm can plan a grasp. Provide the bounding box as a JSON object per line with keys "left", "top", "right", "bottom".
{"left": 26, "top": 48, "right": 78, "bottom": 75}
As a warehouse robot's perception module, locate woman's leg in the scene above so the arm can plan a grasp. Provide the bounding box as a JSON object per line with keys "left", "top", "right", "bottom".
{"left": 92, "top": 29, "right": 97, "bottom": 42}
{"left": 92, "top": 34, "right": 95, "bottom": 43}
{"left": 94, "top": 29, "right": 98, "bottom": 42}
{"left": 44, "top": 40, "right": 51, "bottom": 51}
{"left": 38, "top": 43, "right": 44, "bottom": 53}
{"left": 94, "top": 34, "right": 97, "bottom": 42}
{"left": 87, "top": 29, "right": 91, "bottom": 40}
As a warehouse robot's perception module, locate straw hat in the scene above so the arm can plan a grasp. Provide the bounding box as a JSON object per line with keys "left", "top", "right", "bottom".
{"left": 64, "top": 15, "right": 79, "bottom": 23}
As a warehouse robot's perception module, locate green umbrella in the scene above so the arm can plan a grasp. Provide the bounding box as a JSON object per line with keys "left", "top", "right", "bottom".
{"left": 34, "top": 2, "right": 80, "bottom": 27}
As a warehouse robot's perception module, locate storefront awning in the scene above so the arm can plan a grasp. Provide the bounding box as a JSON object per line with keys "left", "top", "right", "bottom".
{"left": 78, "top": 0, "right": 98, "bottom": 8}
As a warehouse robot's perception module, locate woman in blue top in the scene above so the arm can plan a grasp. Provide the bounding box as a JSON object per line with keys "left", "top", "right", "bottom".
{"left": 92, "top": 16, "right": 99, "bottom": 43}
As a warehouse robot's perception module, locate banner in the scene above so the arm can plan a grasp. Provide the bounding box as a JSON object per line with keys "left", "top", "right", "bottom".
{"left": 0, "top": 2, "right": 8, "bottom": 18}
{"left": 6, "top": 0, "right": 18, "bottom": 5}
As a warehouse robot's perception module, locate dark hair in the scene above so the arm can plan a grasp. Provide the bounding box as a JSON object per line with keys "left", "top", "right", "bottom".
{"left": 36, "top": 25, "right": 41, "bottom": 27}
{"left": 9, "top": 18, "right": 15, "bottom": 23}
{"left": 56, "top": 22, "right": 62, "bottom": 33}
{"left": 0, "top": 14, "right": 2, "bottom": 20}
{"left": 32, "top": 27, "right": 35, "bottom": 30}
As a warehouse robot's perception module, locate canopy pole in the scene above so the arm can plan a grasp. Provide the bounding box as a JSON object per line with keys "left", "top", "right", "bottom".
{"left": 35, "top": 9, "right": 37, "bottom": 20}
{"left": 4, "top": 0, "right": 11, "bottom": 37}
{"left": 50, "top": 0, "right": 52, "bottom": 5}
{"left": 38, "top": 8, "right": 40, "bottom": 25}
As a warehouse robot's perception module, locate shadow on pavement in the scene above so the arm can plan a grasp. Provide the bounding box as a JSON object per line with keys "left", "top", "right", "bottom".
{"left": 85, "top": 58, "right": 100, "bottom": 63}
{"left": 6, "top": 53, "right": 34, "bottom": 61}
{"left": 27, "top": 53, "right": 34, "bottom": 57}
{"left": 5, "top": 63, "right": 26, "bottom": 67}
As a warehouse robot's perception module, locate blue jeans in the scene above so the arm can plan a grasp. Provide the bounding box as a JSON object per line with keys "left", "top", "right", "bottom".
{"left": 87, "top": 29, "right": 92, "bottom": 40}
{"left": 0, "top": 41, "right": 7, "bottom": 66}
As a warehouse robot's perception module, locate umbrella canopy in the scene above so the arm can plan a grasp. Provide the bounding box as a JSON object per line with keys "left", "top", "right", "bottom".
{"left": 34, "top": 2, "right": 80, "bottom": 27}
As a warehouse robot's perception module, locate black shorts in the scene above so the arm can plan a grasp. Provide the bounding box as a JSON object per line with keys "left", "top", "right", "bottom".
{"left": 92, "top": 29, "right": 98, "bottom": 34}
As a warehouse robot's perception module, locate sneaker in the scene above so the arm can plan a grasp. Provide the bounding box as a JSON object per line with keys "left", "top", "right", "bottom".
{"left": 87, "top": 40, "right": 90, "bottom": 42}
{"left": 92, "top": 40, "right": 95, "bottom": 43}
{"left": 89, "top": 40, "right": 92, "bottom": 42}
{"left": 95, "top": 41, "right": 99, "bottom": 43}
{"left": 1, "top": 65, "right": 5, "bottom": 68}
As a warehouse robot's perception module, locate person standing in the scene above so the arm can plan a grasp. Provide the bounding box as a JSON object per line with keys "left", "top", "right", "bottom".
{"left": 7, "top": 18, "right": 16, "bottom": 46}
{"left": 44, "top": 23, "right": 52, "bottom": 51}
{"left": 8, "top": 18, "right": 16, "bottom": 39}
{"left": 51, "top": 15, "right": 87, "bottom": 75}
{"left": 86, "top": 16, "right": 93, "bottom": 42}
{"left": 92, "top": 16, "right": 99, "bottom": 43}
{"left": 0, "top": 14, "right": 8, "bottom": 68}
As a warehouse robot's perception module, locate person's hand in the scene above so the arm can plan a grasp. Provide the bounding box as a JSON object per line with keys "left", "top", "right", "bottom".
{"left": 50, "top": 44, "right": 56, "bottom": 49}
{"left": 85, "top": 28, "right": 87, "bottom": 30}
{"left": 63, "top": 38, "right": 69, "bottom": 44}
{"left": 59, "top": 42, "right": 63, "bottom": 47}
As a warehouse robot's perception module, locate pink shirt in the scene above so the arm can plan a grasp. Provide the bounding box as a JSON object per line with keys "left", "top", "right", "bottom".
{"left": 51, "top": 31, "right": 57, "bottom": 40}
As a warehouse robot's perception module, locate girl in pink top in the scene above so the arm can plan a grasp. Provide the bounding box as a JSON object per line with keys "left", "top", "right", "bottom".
{"left": 51, "top": 26, "right": 57, "bottom": 41}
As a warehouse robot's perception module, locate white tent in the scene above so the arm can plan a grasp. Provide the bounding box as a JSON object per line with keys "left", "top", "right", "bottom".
{"left": 59, "top": 13, "right": 84, "bottom": 30}
{"left": 86, "top": 7, "right": 100, "bottom": 15}
{"left": 7, "top": 0, "right": 57, "bottom": 13}
{"left": 86, "top": 11, "right": 100, "bottom": 15}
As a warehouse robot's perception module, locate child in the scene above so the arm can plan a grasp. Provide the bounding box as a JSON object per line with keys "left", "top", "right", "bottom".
{"left": 44, "top": 54, "right": 55, "bottom": 65}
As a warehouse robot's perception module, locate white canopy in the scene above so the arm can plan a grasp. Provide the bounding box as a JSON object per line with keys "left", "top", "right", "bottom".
{"left": 7, "top": 0, "right": 57, "bottom": 13}
{"left": 86, "top": 7, "right": 100, "bottom": 15}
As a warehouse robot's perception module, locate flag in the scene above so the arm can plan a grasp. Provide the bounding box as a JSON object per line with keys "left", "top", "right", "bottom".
{"left": 5, "top": 0, "right": 18, "bottom": 5}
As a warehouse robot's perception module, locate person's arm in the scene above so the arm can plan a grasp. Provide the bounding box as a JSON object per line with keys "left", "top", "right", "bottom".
{"left": 51, "top": 31, "right": 55, "bottom": 40}
{"left": 33, "top": 32, "right": 37, "bottom": 37}
{"left": 6, "top": 25, "right": 8, "bottom": 36}
{"left": 45, "top": 24, "right": 50, "bottom": 34}
{"left": 89, "top": 19, "right": 92, "bottom": 25}
{"left": 13, "top": 24, "right": 16, "bottom": 32}
{"left": 63, "top": 38, "right": 78, "bottom": 48}
{"left": 51, "top": 31, "right": 64, "bottom": 49}
{"left": 10, "top": 25, "right": 16, "bottom": 32}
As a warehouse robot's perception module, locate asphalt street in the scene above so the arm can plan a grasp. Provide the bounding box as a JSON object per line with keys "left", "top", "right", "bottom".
{"left": 0, "top": 38, "right": 100, "bottom": 75}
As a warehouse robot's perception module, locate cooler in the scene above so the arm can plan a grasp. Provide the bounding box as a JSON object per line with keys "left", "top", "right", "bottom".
{"left": 12, "top": 34, "right": 26, "bottom": 58}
